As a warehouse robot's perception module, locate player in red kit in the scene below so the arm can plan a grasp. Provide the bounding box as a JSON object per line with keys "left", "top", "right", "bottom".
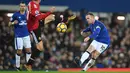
{"left": 25, "top": 0, "right": 55, "bottom": 71}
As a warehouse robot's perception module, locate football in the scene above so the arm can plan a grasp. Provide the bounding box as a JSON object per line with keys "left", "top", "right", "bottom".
{"left": 56, "top": 22, "right": 67, "bottom": 33}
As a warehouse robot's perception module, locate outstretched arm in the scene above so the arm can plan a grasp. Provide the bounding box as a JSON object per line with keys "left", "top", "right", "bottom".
{"left": 28, "top": 2, "right": 55, "bottom": 20}
{"left": 84, "top": 26, "right": 101, "bottom": 42}
{"left": 89, "top": 26, "right": 101, "bottom": 39}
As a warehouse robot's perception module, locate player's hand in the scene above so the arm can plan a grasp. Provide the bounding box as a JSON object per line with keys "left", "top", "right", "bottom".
{"left": 8, "top": 20, "right": 18, "bottom": 26}
{"left": 14, "top": 20, "right": 18, "bottom": 24}
{"left": 84, "top": 37, "right": 90, "bottom": 43}
{"left": 81, "top": 31, "right": 84, "bottom": 36}
{"left": 44, "top": 14, "right": 55, "bottom": 24}
{"left": 81, "top": 31, "right": 86, "bottom": 37}
{"left": 50, "top": 7, "right": 56, "bottom": 13}
{"left": 81, "top": 31, "right": 91, "bottom": 37}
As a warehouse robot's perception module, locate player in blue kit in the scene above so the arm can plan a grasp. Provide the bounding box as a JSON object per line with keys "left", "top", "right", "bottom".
{"left": 75, "top": 13, "right": 110, "bottom": 71}
{"left": 8, "top": 2, "right": 31, "bottom": 71}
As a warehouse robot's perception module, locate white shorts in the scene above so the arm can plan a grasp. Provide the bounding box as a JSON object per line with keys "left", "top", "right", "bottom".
{"left": 90, "top": 40, "right": 108, "bottom": 53}
{"left": 15, "top": 35, "right": 31, "bottom": 50}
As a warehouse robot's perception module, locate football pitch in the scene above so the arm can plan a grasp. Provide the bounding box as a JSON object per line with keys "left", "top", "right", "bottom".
{"left": 0, "top": 71, "right": 130, "bottom": 73}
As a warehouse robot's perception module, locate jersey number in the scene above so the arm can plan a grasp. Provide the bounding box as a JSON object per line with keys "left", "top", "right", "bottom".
{"left": 100, "top": 45, "right": 105, "bottom": 51}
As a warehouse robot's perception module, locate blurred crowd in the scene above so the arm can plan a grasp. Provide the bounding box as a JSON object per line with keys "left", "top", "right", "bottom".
{"left": 0, "top": 9, "right": 130, "bottom": 70}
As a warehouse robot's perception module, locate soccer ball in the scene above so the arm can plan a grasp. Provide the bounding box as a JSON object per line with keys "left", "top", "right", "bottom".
{"left": 56, "top": 22, "right": 67, "bottom": 33}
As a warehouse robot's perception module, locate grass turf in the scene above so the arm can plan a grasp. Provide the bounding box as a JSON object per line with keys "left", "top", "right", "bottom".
{"left": 0, "top": 71, "right": 130, "bottom": 73}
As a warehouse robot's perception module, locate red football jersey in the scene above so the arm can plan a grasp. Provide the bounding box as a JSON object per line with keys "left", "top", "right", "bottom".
{"left": 27, "top": 1, "right": 51, "bottom": 31}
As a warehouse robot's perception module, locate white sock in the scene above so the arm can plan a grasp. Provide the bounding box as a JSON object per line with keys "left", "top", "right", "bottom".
{"left": 80, "top": 52, "right": 90, "bottom": 64}
{"left": 83, "top": 58, "right": 95, "bottom": 71}
{"left": 26, "top": 53, "right": 31, "bottom": 62}
{"left": 16, "top": 54, "right": 20, "bottom": 68}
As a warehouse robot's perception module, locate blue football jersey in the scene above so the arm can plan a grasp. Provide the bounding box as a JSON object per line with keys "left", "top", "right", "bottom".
{"left": 10, "top": 11, "right": 29, "bottom": 37}
{"left": 83, "top": 20, "right": 110, "bottom": 45}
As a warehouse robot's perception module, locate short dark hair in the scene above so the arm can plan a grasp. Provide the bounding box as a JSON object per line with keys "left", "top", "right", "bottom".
{"left": 87, "top": 12, "right": 94, "bottom": 17}
{"left": 20, "top": 1, "right": 26, "bottom": 5}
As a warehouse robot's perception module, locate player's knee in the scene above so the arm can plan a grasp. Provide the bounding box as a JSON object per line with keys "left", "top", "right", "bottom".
{"left": 91, "top": 50, "right": 100, "bottom": 59}
{"left": 16, "top": 50, "right": 22, "bottom": 56}
{"left": 86, "top": 45, "right": 95, "bottom": 53}
{"left": 36, "top": 41, "right": 44, "bottom": 51}
{"left": 86, "top": 47, "right": 93, "bottom": 54}
{"left": 26, "top": 49, "right": 31, "bottom": 54}
{"left": 25, "top": 48, "right": 31, "bottom": 54}
{"left": 39, "top": 47, "right": 44, "bottom": 51}
{"left": 36, "top": 45, "right": 44, "bottom": 51}
{"left": 26, "top": 52, "right": 31, "bottom": 54}
{"left": 86, "top": 49, "right": 91, "bottom": 54}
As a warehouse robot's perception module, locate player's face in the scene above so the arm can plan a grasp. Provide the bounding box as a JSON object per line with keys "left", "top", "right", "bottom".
{"left": 39, "top": 0, "right": 41, "bottom": 3}
{"left": 86, "top": 15, "right": 94, "bottom": 24}
{"left": 36, "top": 0, "right": 41, "bottom": 3}
{"left": 20, "top": 3, "right": 26, "bottom": 11}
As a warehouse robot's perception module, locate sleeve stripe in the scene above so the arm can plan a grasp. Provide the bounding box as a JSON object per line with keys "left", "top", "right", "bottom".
{"left": 96, "top": 26, "right": 101, "bottom": 29}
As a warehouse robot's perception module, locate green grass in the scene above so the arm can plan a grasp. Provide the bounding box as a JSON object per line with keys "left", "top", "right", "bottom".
{"left": 0, "top": 71, "right": 130, "bottom": 73}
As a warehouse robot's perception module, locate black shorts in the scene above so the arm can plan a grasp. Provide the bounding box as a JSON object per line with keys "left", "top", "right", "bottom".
{"left": 30, "top": 26, "right": 41, "bottom": 44}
